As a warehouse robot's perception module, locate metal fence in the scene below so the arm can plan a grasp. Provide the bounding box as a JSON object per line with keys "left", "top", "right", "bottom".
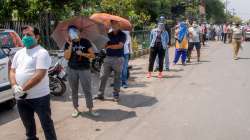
{"left": 131, "top": 28, "right": 176, "bottom": 51}
{"left": 131, "top": 30, "right": 151, "bottom": 51}
{"left": 0, "top": 20, "right": 175, "bottom": 51}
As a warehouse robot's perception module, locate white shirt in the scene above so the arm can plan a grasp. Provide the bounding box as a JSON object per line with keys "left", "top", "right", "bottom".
{"left": 11, "top": 45, "right": 51, "bottom": 99}
{"left": 189, "top": 26, "right": 200, "bottom": 43}
{"left": 123, "top": 31, "right": 132, "bottom": 55}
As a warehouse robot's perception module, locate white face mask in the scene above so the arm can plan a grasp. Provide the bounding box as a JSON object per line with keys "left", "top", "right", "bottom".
{"left": 68, "top": 28, "right": 79, "bottom": 40}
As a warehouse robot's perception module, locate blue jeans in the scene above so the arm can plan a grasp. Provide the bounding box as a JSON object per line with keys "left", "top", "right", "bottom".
{"left": 173, "top": 49, "right": 187, "bottom": 64}
{"left": 17, "top": 95, "right": 57, "bottom": 140}
{"left": 121, "top": 54, "right": 129, "bottom": 86}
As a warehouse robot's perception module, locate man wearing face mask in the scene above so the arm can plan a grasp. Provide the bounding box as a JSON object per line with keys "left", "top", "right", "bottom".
{"left": 64, "top": 25, "right": 99, "bottom": 117}
{"left": 9, "top": 26, "right": 57, "bottom": 140}
{"left": 147, "top": 22, "right": 169, "bottom": 78}
{"left": 95, "top": 20, "right": 126, "bottom": 102}
{"left": 187, "top": 21, "right": 201, "bottom": 63}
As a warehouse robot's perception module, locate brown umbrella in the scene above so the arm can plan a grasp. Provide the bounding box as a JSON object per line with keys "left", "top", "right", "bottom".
{"left": 90, "top": 13, "right": 132, "bottom": 31}
{"left": 51, "top": 16, "right": 109, "bottom": 49}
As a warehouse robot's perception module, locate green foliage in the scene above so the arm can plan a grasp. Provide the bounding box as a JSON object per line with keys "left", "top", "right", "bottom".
{"left": 205, "top": 0, "right": 227, "bottom": 23}
{"left": 0, "top": 0, "right": 232, "bottom": 27}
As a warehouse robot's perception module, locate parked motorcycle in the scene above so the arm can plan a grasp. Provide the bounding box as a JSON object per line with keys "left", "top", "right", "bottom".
{"left": 91, "top": 49, "right": 131, "bottom": 79}
{"left": 91, "top": 49, "right": 106, "bottom": 73}
{"left": 49, "top": 56, "right": 67, "bottom": 96}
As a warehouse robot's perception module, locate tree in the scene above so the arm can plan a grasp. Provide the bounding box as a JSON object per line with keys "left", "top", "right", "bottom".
{"left": 205, "top": 0, "right": 227, "bottom": 23}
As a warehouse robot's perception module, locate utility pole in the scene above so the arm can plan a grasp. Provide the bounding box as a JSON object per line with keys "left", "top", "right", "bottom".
{"left": 232, "top": 8, "right": 236, "bottom": 16}
{"left": 225, "top": 0, "right": 230, "bottom": 15}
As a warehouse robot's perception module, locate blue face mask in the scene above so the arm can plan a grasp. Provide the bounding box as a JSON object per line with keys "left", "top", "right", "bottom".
{"left": 22, "top": 36, "right": 37, "bottom": 49}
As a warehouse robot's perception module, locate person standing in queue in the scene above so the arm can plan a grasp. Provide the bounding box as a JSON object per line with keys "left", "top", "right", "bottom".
{"left": 187, "top": 21, "right": 201, "bottom": 63}
{"left": 9, "top": 25, "right": 57, "bottom": 140}
{"left": 147, "top": 22, "right": 169, "bottom": 78}
{"left": 121, "top": 30, "right": 132, "bottom": 88}
{"left": 173, "top": 22, "right": 189, "bottom": 66}
{"left": 64, "top": 25, "right": 99, "bottom": 117}
{"left": 95, "top": 20, "right": 126, "bottom": 102}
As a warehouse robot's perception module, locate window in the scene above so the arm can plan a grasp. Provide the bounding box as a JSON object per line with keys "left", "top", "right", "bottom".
{"left": 0, "top": 49, "right": 6, "bottom": 59}
{"left": 0, "top": 31, "right": 23, "bottom": 48}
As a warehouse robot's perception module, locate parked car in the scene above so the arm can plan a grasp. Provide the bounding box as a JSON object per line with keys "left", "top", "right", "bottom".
{"left": 244, "top": 27, "right": 250, "bottom": 41}
{"left": 0, "top": 29, "right": 23, "bottom": 109}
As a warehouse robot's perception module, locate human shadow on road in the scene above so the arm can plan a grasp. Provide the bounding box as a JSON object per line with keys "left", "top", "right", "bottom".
{"left": 131, "top": 66, "right": 143, "bottom": 71}
{"left": 238, "top": 57, "right": 250, "bottom": 60}
{"left": 128, "top": 81, "right": 150, "bottom": 88}
{"left": 170, "top": 69, "right": 184, "bottom": 72}
{"left": 81, "top": 109, "right": 136, "bottom": 122}
{"left": 0, "top": 105, "right": 19, "bottom": 125}
{"left": 151, "top": 75, "right": 182, "bottom": 79}
{"left": 199, "top": 60, "right": 211, "bottom": 63}
{"left": 118, "top": 94, "right": 158, "bottom": 108}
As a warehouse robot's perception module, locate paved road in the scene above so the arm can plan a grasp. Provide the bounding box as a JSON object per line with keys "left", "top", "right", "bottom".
{"left": 0, "top": 41, "right": 250, "bottom": 140}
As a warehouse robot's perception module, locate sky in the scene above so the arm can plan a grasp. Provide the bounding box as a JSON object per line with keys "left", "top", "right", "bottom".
{"left": 223, "top": 0, "right": 250, "bottom": 21}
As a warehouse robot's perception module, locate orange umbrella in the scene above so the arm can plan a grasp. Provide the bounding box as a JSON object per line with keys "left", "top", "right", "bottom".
{"left": 51, "top": 16, "right": 109, "bottom": 49}
{"left": 90, "top": 13, "right": 132, "bottom": 31}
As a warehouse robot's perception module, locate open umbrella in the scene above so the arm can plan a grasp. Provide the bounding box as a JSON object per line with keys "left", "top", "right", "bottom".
{"left": 51, "top": 16, "right": 109, "bottom": 49}
{"left": 90, "top": 13, "right": 132, "bottom": 31}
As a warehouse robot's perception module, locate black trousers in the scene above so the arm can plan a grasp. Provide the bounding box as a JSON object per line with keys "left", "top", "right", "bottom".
{"left": 223, "top": 33, "right": 227, "bottom": 43}
{"left": 202, "top": 34, "right": 206, "bottom": 45}
{"left": 17, "top": 95, "right": 57, "bottom": 140}
{"left": 148, "top": 45, "right": 165, "bottom": 72}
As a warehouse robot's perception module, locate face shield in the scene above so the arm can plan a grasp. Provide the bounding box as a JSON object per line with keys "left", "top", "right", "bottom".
{"left": 68, "top": 28, "right": 79, "bottom": 41}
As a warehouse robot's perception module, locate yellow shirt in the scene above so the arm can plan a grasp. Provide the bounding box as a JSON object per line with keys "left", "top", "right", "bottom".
{"left": 175, "top": 36, "right": 188, "bottom": 49}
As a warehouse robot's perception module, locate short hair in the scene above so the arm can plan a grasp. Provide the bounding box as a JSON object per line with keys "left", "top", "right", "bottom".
{"left": 68, "top": 25, "right": 78, "bottom": 31}
{"left": 21, "top": 25, "right": 40, "bottom": 36}
{"left": 33, "top": 27, "right": 40, "bottom": 36}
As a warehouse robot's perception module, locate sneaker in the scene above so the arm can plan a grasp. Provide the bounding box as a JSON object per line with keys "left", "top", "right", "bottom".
{"left": 72, "top": 110, "right": 81, "bottom": 118}
{"left": 154, "top": 68, "right": 159, "bottom": 72}
{"left": 158, "top": 72, "right": 163, "bottom": 78}
{"left": 94, "top": 94, "right": 104, "bottom": 101}
{"left": 87, "top": 111, "right": 100, "bottom": 117}
{"left": 113, "top": 93, "right": 120, "bottom": 102}
{"left": 233, "top": 57, "right": 239, "bottom": 60}
{"left": 146, "top": 72, "right": 152, "bottom": 78}
{"left": 110, "top": 83, "right": 114, "bottom": 87}
{"left": 123, "top": 84, "right": 128, "bottom": 88}
{"left": 164, "top": 67, "right": 170, "bottom": 71}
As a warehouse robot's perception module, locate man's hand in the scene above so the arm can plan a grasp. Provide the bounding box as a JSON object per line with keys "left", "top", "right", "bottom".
{"left": 106, "top": 43, "right": 124, "bottom": 49}
{"left": 22, "top": 69, "right": 47, "bottom": 91}
{"left": 64, "top": 40, "right": 73, "bottom": 60}
{"left": 12, "top": 85, "right": 27, "bottom": 99}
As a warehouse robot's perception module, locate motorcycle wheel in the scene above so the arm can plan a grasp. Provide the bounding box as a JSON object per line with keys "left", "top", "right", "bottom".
{"left": 91, "top": 59, "right": 102, "bottom": 72}
{"left": 49, "top": 76, "right": 66, "bottom": 96}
